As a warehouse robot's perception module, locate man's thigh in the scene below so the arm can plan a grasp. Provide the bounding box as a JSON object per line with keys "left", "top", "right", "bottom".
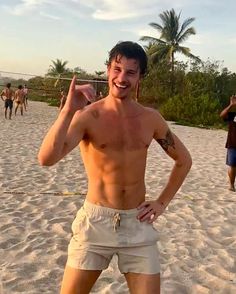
{"left": 60, "top": 265, "right": 102, "bottom": 294}
{"left": 125, "top": 272, "right": 160, "bottom": 294}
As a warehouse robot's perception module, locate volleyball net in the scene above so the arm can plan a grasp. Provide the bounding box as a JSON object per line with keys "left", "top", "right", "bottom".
{"left": 0, "top": 70, "right": 108, "bottom": 105}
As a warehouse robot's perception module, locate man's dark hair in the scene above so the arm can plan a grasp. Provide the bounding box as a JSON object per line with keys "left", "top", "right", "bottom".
{"left": 6, "top": 83, "right": 11, "bottom": 88}
{"left": 18, "top": 85, "right": 23, "bottom": 89}
{"left": 108, "top": 41, "right": 148, "bottom": 76}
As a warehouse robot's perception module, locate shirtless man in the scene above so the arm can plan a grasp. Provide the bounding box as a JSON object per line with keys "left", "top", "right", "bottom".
{"left": 14, "top": 85, "right": 25, "bottom": 116}
{"left": 0, "top": 83, "right": 14, "bottom": 119}
{"left": 38, "top": 41, "right": 192, "bottom": 294}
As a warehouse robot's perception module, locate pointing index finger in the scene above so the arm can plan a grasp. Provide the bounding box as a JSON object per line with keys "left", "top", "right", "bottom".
{"left": 69, "top": 75, "right": 77, "bottom": 93}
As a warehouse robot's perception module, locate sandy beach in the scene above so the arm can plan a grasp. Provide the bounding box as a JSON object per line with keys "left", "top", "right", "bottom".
{"left": 0, "top": 101, "right": 235, "bottom": 294}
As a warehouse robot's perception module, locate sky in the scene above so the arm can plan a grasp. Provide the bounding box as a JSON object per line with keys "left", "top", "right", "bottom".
{"left": 1, "top": 0, "right": 236, "bottom": 79}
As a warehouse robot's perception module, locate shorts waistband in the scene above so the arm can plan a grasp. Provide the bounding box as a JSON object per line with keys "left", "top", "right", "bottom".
{"left": 83, "top": 200, "right": 138, "bottom": 217}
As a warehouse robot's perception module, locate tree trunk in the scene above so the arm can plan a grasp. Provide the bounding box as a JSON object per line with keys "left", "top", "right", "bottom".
{"left": 171, "top": 52, "right": 175, "bottom": 95}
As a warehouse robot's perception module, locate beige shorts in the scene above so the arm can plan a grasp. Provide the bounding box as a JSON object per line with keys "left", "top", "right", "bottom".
{"left": 67, "top": 200, "right": 160, "bottom": 274}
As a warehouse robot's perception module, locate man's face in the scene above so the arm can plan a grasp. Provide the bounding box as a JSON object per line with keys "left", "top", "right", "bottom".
{"left": 107, "top": 56, "right": 140, "bottom": 100}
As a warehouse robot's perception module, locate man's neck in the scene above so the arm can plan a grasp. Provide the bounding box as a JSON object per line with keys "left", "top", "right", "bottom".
{"left": 104, "top": 95, "right": 142, "bottom": 117}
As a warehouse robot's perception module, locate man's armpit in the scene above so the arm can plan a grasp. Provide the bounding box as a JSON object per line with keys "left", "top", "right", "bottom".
{"left": 155, "top": 129, "right": 175, "bottom": 151}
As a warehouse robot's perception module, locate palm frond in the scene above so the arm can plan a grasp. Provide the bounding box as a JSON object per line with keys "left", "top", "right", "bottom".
{"left": 149, "top": 22, "right": 163, "bottom": 32}
{"left": 177, "top": 27, "right": 196, "bottom": 43}
{"left": 140, "top": 8, "right": 199, "bottom": 69}
{"left": 140, "top": 36, "right": 166, "bottom": 45}
{"left": 177, "top": 46, "right": 202, "bottom": 63}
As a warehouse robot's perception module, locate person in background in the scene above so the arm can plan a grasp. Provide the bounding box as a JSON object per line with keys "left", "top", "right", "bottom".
{"left": 97, "top": 91, "right": 104, "bottom": 100}
{"left": 0, "top": 82, "right": 14, "bottom": 119}
{"left": 14, "top": 85, "right": 25, "bottom": 116}
{"left": 59, "top": 88, "right": 67, "bottom": 112}
{"left": 23, "top": 84, "right": 29, "bottom": 111}
{"left": 220, "top": 94, "right": 236, "bottom": 191}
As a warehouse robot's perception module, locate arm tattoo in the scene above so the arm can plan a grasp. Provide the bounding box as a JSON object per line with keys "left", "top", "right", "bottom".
{"left": 156, "top": 129, "right": 175, "bottom": 151}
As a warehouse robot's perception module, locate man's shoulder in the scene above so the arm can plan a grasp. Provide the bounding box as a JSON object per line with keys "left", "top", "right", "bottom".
{"left": 142, "top": 106, "right": 163, "bottom": 120}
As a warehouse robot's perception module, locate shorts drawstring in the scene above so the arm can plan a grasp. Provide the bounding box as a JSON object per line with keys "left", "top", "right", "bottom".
{"left": 113, "top": 212, "right": 121, "bottom": 232}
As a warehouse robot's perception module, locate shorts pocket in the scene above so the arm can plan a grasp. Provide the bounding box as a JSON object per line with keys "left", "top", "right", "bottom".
{"left": 130, "top": 219, "right": 158, "bottom": 245}
{"left": 71, "top": 208, "right": 87, "bottom": 236}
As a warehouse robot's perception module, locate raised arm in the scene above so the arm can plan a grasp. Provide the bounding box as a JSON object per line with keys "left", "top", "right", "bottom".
{"left": 220, "top": 95, "right": 236, "bottom": 119}
{"left": 38, "top": 76, "right": 96, "bottom": 166}
{"left": 137, "top": 111, "right": 192, "bottom": 223}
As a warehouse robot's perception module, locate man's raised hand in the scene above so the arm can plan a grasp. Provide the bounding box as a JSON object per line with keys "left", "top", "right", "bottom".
{"left": 65, "top": 76, "right": 96, "bottom": 112}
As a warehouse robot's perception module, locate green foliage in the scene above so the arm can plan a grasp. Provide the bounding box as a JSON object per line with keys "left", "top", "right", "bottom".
{"left": 47, "top": 59, "right": 69, "bottom": 76}
{"left": 139, "top": 56, "right": 236, "bottom": 127}
{"left": 159, "top": 93, "right": 221, "bottom": 126}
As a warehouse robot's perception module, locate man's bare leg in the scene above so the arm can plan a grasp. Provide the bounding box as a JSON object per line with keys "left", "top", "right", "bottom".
{"left": 60, "top": 266, "right": 102, "bottom": 294}
{"left": 4, "top": 108, "right": 7, "bottom": 119}
{"left": 9, "top": 109, "right": 12, "bottom": 119}
{"left": 228, "top": 166, "right": 236, "bottom": 191}
{"left": 124, "top": 272, "right": 160, "bottom": 294}
{"left": 15, "top": 105, "right": 18, "bottom": 115}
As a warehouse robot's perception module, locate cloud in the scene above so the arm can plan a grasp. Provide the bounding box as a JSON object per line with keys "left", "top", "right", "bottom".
{"left": 2, "top": 0, "right": 48, "bottom": 16}
{"left": 39, "top": 11, "right": 61, "bottom": 20}
{"left": 1, "top": 0, "right": 225, "bottom": 21}
{"left": 75, "top": 0, "right": 148, "bottom": 20}
{"left": 2, "top": 0, "right": 181, "bottom": 20}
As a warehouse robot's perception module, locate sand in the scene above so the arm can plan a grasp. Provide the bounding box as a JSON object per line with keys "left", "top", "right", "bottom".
{"left": 0, "top": 101, "right": 235, "bottom": 294}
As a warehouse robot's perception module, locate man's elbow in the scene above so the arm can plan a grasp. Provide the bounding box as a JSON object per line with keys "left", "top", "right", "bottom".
{"left": 219, "top": 111, "right": 227, "bottom": 119}
{"left": 38, "top": 152, "right": 55, "bottom": 166}
{"left": 186, "top": 154, "right": 192, "bottom": 171}
{"left": 176, "top": 152, "right": 192, "bottom": 171}
{"left": 219, "top": 113, "right": 224, "bottom": 119}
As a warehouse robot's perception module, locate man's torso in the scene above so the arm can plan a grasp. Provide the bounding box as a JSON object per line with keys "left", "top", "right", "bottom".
{"left": 79, "top": 100, "right": 157, "bottom": 209}
{"left": 15, "top": 89, "right": 24, "bottom": 103}
{"left": 2, "top": 88, "right": 13, "bottom": 100}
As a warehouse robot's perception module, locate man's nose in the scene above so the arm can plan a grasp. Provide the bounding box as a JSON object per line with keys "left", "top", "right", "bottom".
{"left": 117, "top": 71, "right": 127, "bottom": 82}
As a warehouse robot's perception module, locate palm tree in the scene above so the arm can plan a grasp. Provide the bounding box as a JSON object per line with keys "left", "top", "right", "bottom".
{"left": 140, "top": 9, "right": 201, "bottom": 92}
{"left": 47, "top": 59, "right": 69, "bottom": 76}
{"left": 95, "top": 71, "right": 105, "bottom": 77}
{"left": 47, "top": 59, "right": 69, "bottom": 87}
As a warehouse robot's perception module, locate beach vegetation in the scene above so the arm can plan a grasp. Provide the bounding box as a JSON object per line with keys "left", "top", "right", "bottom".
{"left": 140, "top": 9, "right": 201, "bottom": 94}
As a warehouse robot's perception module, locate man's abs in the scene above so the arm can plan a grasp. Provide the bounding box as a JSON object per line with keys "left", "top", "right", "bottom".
{"left": 80, "top": 144, "right": 148, "bottom": 209}
{"left": 86, "top": 179, "right": 146, "bottom": 209}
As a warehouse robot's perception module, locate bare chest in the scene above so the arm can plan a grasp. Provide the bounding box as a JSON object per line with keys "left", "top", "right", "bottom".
{"left": 87, "top": 115, "right": 153, "bottom": 152}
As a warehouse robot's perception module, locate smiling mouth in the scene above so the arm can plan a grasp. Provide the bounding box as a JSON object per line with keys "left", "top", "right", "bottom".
{"left": 114, "top": 82, "right": 128, "bottom": 89}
